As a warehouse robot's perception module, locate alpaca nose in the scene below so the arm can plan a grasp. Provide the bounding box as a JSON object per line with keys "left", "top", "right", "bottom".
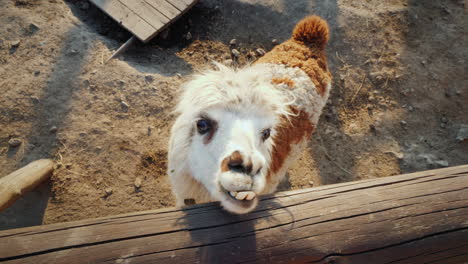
{"left": 222, "top": 151, "right": 262, "bottom": 175}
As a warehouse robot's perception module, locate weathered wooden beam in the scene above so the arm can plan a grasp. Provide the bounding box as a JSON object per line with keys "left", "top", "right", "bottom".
{"left": 0, "top": 159, "right": 54, "bottom": 212}
{"left": 0, "top": 165, "right": 467, "bottom": 263}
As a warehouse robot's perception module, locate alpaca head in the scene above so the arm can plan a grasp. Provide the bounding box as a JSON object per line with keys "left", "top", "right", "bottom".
{"left": 169, "top": 63, "right": 293, "bottom": 214}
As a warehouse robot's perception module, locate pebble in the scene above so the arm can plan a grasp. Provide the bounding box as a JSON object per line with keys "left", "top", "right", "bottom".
{"left": 440, "top": 122, "right": 446, "bottom": 128}
{"left": 145, "top": 75, "right": 154, "bottom": 83}
{"left": 120, "top": 101, "right": 129, "bottom": 112}
{"left": 400, "top": 120, "right": 407, "bottom": 126}
{"left": 255, "top": 48, "right": 266, "bottom": 57}
{"left": 28, "top": 23, "right": 40, "bottom": 34}
{"left": 456, "top": 124, "right": 468, "bottom": 142}
{"left": 105, "top": 188, "right": 113, "bottom": 196}
{"left": 34, "top": 70, "right": 40, "bottom": 76}
{"left": 455, "top": 90, "right": 461, "bottom": 95}
{"left": 272, "top": 39, "right": 279, "bottom": 45}
{"left": 176, "top": 73, "right": 182, "bottom": 79}
{"left": 8, "top": 138, "right": 22, "bottom": 147}
{"left": 50, "top": 126, "right": 58, "bottom": 133}
{"left": 434, "top": 160, "right": 449, "bottom": 167}
{"left": 441, "top": 117, "right": 448, "bottom": 123}
{"left": 408, "top": 105, "right": 414, "bottom": 111}
{"left": 229, "top": 39, "right": 237, "bottom": 46}
{"left": 308, "top": 180, "right": 314, "bottom": 186}
{"left": 10, "top": 40, "right": 20, "bottom": 47}
{"left": 231, "top": 48, "right": 240, "bottom": 58}
{"left": 134, "top": 177, "right": 142, "bottom": 189}
{"left": 185, "top": 32, "right": 192, "bottom": 40}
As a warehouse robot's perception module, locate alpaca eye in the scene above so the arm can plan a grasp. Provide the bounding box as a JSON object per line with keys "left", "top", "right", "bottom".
{"left": 197, "top": 119, "right": 211, "bottom": 134}
{"left": 261, "top": 128, "right": 271, "bottom": 141}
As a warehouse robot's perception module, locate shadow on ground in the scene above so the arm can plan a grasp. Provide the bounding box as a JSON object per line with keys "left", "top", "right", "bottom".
{"left": 0, "top": 25, "right": 91, "bottom": 230}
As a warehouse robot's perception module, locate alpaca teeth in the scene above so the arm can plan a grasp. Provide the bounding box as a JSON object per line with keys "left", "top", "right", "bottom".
{"left": 235, "top": 192, "right": 248, "bottom": 200}
{"left": 245, "top": 192, "right": 256, "bottom": 200}
{"left": 229, "top": 191, "right": 238, "bottom": 198}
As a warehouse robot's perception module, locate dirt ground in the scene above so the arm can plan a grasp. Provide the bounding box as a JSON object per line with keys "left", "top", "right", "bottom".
{"left": 0, "top": 0, "right": 466, "bottom": 229}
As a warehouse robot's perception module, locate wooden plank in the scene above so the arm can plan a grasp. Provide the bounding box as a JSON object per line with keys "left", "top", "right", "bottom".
{"left": 0, "top": 159, "right": 54, "bottom": 211}
{"left": 145, "top": 0, "right": 181, "bottom": 20}
{"left": 0, "top": 165, "right": 467, "bottom": 263}
{"left": 119, "top": 0, "right": 168, "bottom": 26}
{"left": 162, "top": 0, "right": 187, "bottom": 11}
{"left": 91, "top": 0, "right": 157, "bottom": 42}
{"left": 141, "top": 0, "right": 199, "bottom": 42}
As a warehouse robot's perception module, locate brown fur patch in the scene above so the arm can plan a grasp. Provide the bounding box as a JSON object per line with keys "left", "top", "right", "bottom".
{"left": 257, "top": 39, "right": 331, "bottom": 96}
{"left": 271, "top": 77, "right": 295, "bottom": 88}
{"left": 220, "top": 151, "right": 243, "bottom": 173}
{"left": 267, "top": 107, "right": 315, "bottom": 180}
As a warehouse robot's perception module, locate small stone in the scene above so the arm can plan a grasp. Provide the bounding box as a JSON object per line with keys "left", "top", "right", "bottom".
{"left": 456, "top": 124, "right": 468, "bottom": 142}
{"left": 34, "top": 70, "right": 40, "bottom": 76}
{"left": 247, "top": 51, "right": 256, "bottom": 60}
{"left": 185, "top": 32, "right": 192, "bottom": 40}
{"left": 308, "top": 180, "right": 314, "bottom": 186}
{"left": 10, "top": 40, "right": 20, "bottom": 48}
{"left": 229, "top": 39, "right": 237, "bottom": 46}
{"left": 134, "top": 177, "right": 142, "bottom": 189}
{"left": 441, "top": 117, "right": 448, "bottom": 123}
{"left": 455, "top": 90, "right": 461, "bottom": 95}
{"left": 120, "top": 101, "right": 129, "bottom": 112}
{"left": 28, "top": 23, "right": 40, "bottom": 34}
{"left": 96, "top": 146, "right": 102, "bottom": 151}
{"left": 187, "top": 51, "right": 194, "bottom": 56}
{"left": 50, "top": 126, "right": 58, "bottom": 133}
{"left": 145, "top": 75, "right": 154, "bottom": 83}
{"left": 272, "top": 39, "right": 279, "bottom": 45}
{"left": 105, "top": 188, "right": 113, "bottom": 196}
{"left": 39, "top": 41, "right": 46, "bottom": 46}
{"left": 176, "top": 73, "right": 182, "bottom": 79}
{"left": 8, "top": 138, "right": 22, "bottom": 147}
{"left": 223, "top": 59, "right": 233, "bottom": 66}
{"left": 408, "top": 105, "right": 414, "bottom": 111}
{"left": 435, "top": 160, "right": 449, "bottom": 167}
{"left": 255, "top": 48, "right": 266, "bottom": 57}
{"left": 400, "top": 120, "right": 407, "bottom": 126}
{"left": 147, "top": 126, "right": 153, "bottom": 136}
{"left": 440, "top": 122, "right": 446, "bottom": 128}
{"left": 231, "top": 48, "right": 240, "bottom": 58}
{"left": 29, "top": 96, "right": 39, "bottom": 104}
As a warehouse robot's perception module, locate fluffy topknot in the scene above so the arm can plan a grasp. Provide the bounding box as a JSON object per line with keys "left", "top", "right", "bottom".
{"left": 292, "top": 16, "right": 329, "bottom": 49}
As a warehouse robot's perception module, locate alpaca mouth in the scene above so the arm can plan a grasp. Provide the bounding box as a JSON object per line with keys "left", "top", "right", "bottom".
{"left": 222, "top": 189, "right": 257, "bottom": 209}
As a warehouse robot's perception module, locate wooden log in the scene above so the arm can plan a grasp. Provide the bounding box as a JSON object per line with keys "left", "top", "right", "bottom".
{"left": 0, "top": 165, "right": 467, "bottom": 263}
{"left": 0, "top": 159, "right": 54, "bottom": 212}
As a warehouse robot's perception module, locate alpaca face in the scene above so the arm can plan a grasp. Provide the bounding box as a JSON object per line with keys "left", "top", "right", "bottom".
{"left": 186, "top": 105, "right": 276, "bottom": 213}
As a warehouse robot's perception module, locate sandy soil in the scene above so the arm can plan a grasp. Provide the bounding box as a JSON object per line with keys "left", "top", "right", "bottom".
{"left": 0, "top": 0, "right": 466, "bottom": 229}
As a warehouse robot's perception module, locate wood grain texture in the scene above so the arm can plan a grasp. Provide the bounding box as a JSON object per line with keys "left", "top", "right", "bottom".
{"left": 90, "top": 0, "right": 198, "bottom": 42}
{"left": 0, "top": 165, "right": 467, "bottom": 264}
{"left": 0, "top": 159, "right": 54, "bottom": 212}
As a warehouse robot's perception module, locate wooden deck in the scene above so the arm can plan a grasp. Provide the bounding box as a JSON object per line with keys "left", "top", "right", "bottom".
{"left": 90, "top": 0, "right": 198, "bottom": 42}
{"left": 0, "top": 165, "right": 467, "bottom": 263}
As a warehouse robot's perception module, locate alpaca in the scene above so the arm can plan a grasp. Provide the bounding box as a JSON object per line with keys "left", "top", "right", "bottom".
{"left": 168, "top": 16, "right": 332, "bottom": 214}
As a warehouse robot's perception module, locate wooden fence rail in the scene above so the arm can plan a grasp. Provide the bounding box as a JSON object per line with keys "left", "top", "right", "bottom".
{"left": 0, "top": 165, "right": 467, "bottom": 263}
